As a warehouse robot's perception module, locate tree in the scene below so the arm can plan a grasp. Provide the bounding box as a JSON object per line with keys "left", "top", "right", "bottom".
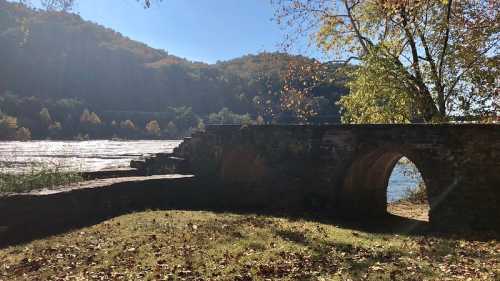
{"left": 275, "top": 0, "right": 499, "bottom": 122}
{"left": 88, "top": 112, "right": 102, "bottom": 125}
{"left": 79, "top": 109, "right": 91, "bottom": 124}
{"left": 21, "top": 0, "right": 155, "bottom": 11}
{"left": 15, "top": 127, "right": 31, "bottom": 140}
{"left": 338, "top": 49, "right": 416, "bottom": 123}
{"left": 145, "top": 120, "right": 161, "bottom": 136}
{"left": 196, "top": 119, "right": 206, "bottom": 132}
{"left": 164, "top": 121, "right": 178, "bottom": 138}
{"left": 120, "top": 120, "right": 136, "bottom": 131}
{"left": 279, "top": 59, "right": 330, "bottom": 121}
{"left": 48, "top": 121, "right": 62, "bottom": 138}
{"left": 39, "top": 107, "right": 52, "bottom": 126}
{"left": 0, "top": 112, "right": 18, "bottom": 140}
{"left": 208, "top": 108, "right": 253, "bottom": 125}
{"left": 171, "top": 106, "right": 198, "bottom": 131}
{"left": 80, "top": 109, "right": 101, "bottom": 125}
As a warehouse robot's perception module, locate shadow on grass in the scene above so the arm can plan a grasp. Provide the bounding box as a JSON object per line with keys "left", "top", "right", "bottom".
{"left": 0, "top": 176, "right": 496, "bottom": 248}
{"left": 267, "top": 221, "right": 412, "bottom": 280}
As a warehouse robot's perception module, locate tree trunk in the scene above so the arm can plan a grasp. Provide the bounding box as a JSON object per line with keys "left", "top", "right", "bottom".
{"left": 417, "top": 88, "right": 441, "bottom": 123}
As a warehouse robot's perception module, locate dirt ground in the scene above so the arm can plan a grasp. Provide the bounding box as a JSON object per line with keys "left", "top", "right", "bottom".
{"left": 387, "top": 201, "right": 429, "bottom": 222}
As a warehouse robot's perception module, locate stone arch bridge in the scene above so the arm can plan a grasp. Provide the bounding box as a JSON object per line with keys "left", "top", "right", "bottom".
{"left": 170, "top": 124, "right": 499, "bottom": 232}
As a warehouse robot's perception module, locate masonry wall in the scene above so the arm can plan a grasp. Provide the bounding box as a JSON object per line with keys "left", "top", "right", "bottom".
{"left": 179, "top": 124, "right": 500, "bottom": 232}
{"left": 0, "top": 176, "right": 197, "bottom": 247}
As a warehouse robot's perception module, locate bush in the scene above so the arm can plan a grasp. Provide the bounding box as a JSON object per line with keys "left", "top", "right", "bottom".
{"left": 0, "top": 163, "right": 83, "bottom": 194}
{"left": 402, "top": 182, "right": 428, "bottom": 204}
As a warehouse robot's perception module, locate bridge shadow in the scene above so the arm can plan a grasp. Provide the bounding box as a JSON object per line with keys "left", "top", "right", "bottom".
{"left": 1, "top": 204, "right": 496, "bottom": 249}
{"left": 194, "top": 207, "right": 500, "bottom": 242}
{"left": 204, "top": 208, "right": 431, "bottom": 236}
{"left": 0, "top": 178, "right": 496, "bottom": 248}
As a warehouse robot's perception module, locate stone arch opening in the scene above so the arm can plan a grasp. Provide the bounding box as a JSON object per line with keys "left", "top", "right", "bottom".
{"left": 340, "top": 149, "right": 430, "bottom": 221}
{"left": 386, "top": 157, "right": 429, "bottom": 222}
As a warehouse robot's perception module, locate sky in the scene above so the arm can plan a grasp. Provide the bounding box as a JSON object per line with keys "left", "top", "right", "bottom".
{"left": 62, "top": 0, "right": 320, "bottom": 64}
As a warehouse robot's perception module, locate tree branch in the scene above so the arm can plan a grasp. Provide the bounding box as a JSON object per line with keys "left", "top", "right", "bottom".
{"left": 418, "top": 28, "right": 444, "bottom": 112}
{"left": 400, "top": 9, "right": 425, "bottom": 90}
{"left": 343, "top": 0, "right": 372, "bottom": 54}
{"left": 399, "top": 8, "right": 439, "bottom": 120}
{"left": 445, "top": 42, "right": 499, "bottom": 101}
{"left": 438, "top": 0, "right": 452, "bottom": 80}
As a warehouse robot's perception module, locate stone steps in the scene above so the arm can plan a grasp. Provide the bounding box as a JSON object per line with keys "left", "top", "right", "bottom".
{"left": 130, "top": 136, "right": 195, "bottom": 175}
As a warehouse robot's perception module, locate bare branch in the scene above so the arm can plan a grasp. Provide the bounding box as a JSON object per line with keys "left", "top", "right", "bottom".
{"left": 438, "top": 0, "right": 453, "bottom": 80}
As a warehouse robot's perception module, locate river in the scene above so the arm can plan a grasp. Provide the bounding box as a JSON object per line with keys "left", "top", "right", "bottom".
{"left": 0, "top": 140, "right": 420, "bottom": 202}
{"left": 0, "top": 140, "right": 182, "bottom": 173}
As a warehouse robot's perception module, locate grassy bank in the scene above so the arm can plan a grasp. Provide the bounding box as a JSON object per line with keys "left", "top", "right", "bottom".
{"left": 0, "top": 210, "right": 498, "bottom": 280}
{"left": 0, "top": 167, "right": 83, "bottom": 194}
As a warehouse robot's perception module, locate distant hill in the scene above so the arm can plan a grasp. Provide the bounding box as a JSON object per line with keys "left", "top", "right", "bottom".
{"left": 0, "top": 0, "right": 348, "bottom": 139}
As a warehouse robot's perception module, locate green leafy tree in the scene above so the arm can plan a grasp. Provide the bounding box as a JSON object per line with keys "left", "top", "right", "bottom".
{"left": 195, "top": 119, "right": 206, "bottom": 132}
{"left": 171, "top": 106, "right": 198, "bottom": 131}
{"left": 164, "top": 121, "right": 178, "bottom": 138}
{"left": 39, "top": 107, "right": 52, "bottom": 126}
{"left": 338, "top": 49, "right": 416, "bottom": 123}
{"left": 208, "top": 108, "right": 253, "bottom": 125}
{"left": 275, "top": 0, "right": 499, "bottom": 122}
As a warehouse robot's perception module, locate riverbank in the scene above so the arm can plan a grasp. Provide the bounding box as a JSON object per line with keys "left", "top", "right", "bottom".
{"left": 0, "top": 209, "right": 497, "bottom": 280}
{"left": 388, "top": 201, "right": 429, "bottom": 222}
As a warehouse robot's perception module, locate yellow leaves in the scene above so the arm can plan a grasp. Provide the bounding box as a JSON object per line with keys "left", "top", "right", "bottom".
{"left": 339, "top": 48, "right": 416, "bottom": 124}
{"left": 0, "top": 115, "right": 17, "bottom": 129}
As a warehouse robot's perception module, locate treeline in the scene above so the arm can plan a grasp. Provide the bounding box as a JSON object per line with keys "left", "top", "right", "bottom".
{"left": 0, "top": 93, "right": 269, "bottom": 140}
{"left": 0, "top": 0, "right": 348, "bottom": 140}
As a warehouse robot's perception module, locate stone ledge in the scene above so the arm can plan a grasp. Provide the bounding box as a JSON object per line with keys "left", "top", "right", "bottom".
{"left": 0, "top": 175, "right": 196, "bottom": 247}
{"left": 2, "top": 174, "right": 193, "bottom": 197}
{"left": 81, "top": 168, "right": 140, "bottom": 180}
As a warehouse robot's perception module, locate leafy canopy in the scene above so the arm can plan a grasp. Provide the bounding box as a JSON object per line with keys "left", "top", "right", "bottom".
{"left": 275, "top": 0, "right": 499, "bottom": 122}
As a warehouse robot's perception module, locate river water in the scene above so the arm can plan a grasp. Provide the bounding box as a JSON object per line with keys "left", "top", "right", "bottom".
{"left": 0, "top": 140, "right": 182, "bottom": 173}
{"left": 0, "top": 140, "right": 420, "bottom": 202}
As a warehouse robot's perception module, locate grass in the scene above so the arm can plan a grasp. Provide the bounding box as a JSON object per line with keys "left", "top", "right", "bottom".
{"left": 0, "top": 164, "right": 83, "bottom": 194}
{"left": 0, "top": 210, "right": 498, "bottom": 280}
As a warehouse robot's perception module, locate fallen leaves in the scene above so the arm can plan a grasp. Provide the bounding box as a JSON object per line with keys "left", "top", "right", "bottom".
{"left": 0, "top": 210, "right": 498, "bottom": 280}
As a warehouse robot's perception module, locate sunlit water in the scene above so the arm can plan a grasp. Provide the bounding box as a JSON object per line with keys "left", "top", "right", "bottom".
{"left": 0, "top": 140, "right": 182, "bottom": 173}
{"left": 0, "top": 140, "right": 421, "bottom": 202}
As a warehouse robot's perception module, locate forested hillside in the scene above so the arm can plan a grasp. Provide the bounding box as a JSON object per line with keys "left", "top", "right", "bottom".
{"left": 0, "top": 0, "right": 348, "bottom": 140}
